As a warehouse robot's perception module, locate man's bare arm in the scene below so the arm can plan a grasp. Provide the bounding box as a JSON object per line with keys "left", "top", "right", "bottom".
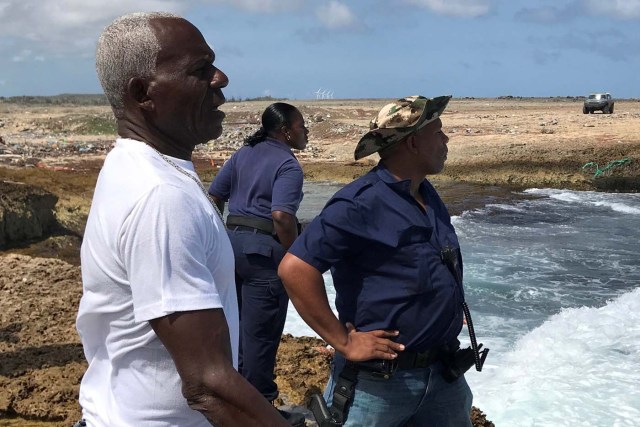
{"left": 278, "top": 253, "right": 404, "bottom": 361}
{"left": 150, "top": 309, "right": 288, "bottom": 426}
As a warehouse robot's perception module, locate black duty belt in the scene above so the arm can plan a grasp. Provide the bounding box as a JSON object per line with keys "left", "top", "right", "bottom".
{"left": 226, "top": 214, "right": 274, "bottom": 234}
{"left": 395, "top": 347, "right": 442, "bottom": 369}
{"left": 229, "top": 225, "right": 272, "bottom": 235}
{"left": 353, "top": 340, "right": 459, "bottom": 379}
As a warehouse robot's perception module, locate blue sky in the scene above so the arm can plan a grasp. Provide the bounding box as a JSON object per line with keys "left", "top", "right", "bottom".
{"left": 1, "top": 0, "right": 639, "bottom": 99}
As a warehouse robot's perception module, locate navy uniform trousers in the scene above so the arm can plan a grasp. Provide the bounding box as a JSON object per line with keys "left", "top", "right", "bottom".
{"left": 227, "top": 227, "right": 288, "bottom": 402}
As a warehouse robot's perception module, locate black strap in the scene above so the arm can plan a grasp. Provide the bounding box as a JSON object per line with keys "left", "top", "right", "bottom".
{"left": 329, "top": 363, "right": 359, "bottom": 424}
{"left": 441, "top": 247, "right": 489, "bottom": 372}
{"left": 226, "top": 214, "right": 274, "bottom": 234}
{"left": 462, "top": 301, "right": 489, "bottom": 371}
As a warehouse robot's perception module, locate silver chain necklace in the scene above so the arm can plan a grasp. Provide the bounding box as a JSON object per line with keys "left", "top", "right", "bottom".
{"left": 147, "top": 145, "right": 224, "bottom": 221}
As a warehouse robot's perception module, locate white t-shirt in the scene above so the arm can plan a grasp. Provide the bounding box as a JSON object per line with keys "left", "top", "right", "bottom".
{"left": 76, "top": 138, "right": 238, "bottom": 426}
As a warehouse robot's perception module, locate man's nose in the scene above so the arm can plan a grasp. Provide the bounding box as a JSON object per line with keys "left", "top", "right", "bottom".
{"left": 211, "top": 68, "right": 228, "bottom": 89}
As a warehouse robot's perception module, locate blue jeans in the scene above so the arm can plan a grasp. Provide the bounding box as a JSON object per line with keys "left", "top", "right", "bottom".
{"left": 324, "top": 354, "right": 473, "bottom": 427}
{"left": 228, "top": 229, "right": 289, "bottom": 402}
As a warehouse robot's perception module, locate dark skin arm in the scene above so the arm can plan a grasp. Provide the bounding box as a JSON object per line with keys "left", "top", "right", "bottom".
{"left": 210, "top": 195, "right": 225, "bottom": 216}
{"left": 272, "top": 210, "right": 298, "bottom": 250}
{"left": 150, "top": 309, "right": 288, "bottom": 426}
{"left": 278, "top": 253, "right": 405, "bottom": 361}
{"left": 208, "top": 198, "right": 296, "bottom": 249}
{"left": 208, "top": 197, "right": 296, "bottom": 249}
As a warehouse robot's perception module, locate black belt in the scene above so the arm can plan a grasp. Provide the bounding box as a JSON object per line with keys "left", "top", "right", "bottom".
{"left": 395, "top": 347, "right": 442, "bottom": 370}
{"left": 226, "top": 214, "right": 274, "bottom": 234}
{"left": 353, "top": 340, "right": 460, "bottom": 379}
{"left": 229, "top": 225, "right": 272, "bottom": 235}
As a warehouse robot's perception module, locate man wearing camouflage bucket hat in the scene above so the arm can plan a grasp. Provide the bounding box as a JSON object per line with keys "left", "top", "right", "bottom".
{"left": 354, "top": 94, "right": 451, "bottom": 161}
{"left": 279, "top": 95, "right": 477, "bottom": 426}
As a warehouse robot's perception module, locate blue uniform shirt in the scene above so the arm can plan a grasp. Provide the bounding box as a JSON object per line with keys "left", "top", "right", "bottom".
{"left": 289, "top": 163, "right": 465, "bottom": 352}
{"left": 209, "top": 138, "right": 303, "bottom": 220}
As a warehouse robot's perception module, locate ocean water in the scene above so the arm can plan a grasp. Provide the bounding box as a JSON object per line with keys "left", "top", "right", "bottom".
{"left": 284, "top": 185, "right": 640, "bottom": 426}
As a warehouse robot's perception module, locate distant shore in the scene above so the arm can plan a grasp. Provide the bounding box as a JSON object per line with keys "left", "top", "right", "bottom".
{"left": 2, "top": 94, "right": 640, "bottom": 104}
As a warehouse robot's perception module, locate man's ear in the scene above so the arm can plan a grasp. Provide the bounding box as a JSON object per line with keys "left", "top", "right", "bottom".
{"left": 405, "top": 134, "right": 419, "bottom": 154}
{"left": 127, "top": 77, "right": 154, "bottom": 111}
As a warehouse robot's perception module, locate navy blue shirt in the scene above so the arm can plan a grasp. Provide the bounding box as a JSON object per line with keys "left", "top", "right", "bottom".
{"left": 289, "top": 163, "right": 465, "bottom": 352}
{"left": 209, "top": 138, "right": 303, "bottom": 220}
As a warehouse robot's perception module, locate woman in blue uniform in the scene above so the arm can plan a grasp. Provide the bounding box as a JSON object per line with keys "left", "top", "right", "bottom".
{"left": 209, "top": 103, "right": 308, "bottom": 426}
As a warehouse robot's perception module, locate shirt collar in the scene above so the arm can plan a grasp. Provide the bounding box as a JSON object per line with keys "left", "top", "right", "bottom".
{"left": 375, "top": 161, "right": 413, "bottom": 195}
{"left": 375, "top": 161, "right": 431, "bottom": 200}
{"left": 264, "top": 137, "right": 295, "bottom": 155}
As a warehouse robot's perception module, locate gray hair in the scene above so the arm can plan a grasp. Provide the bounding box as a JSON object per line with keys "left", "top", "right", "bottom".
{"left": 96, "top": 12, "right": 179, "bottom": 119}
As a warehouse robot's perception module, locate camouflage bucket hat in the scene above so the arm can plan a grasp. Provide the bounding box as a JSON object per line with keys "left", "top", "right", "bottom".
{"left": 354, "top": 95, "right": 451, "bottom": 160}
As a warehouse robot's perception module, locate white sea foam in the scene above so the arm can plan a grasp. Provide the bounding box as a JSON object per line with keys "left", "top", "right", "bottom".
{"left": 525, "top": 188, "right": 640, "bottom": 216}
{"left": 468, "top": 288, "right": 640, "bottom": 426}
{"left": 593, "top": 201, "right": 640, "bottom": 215}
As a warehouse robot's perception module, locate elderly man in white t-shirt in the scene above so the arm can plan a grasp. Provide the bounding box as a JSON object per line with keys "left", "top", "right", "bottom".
{"left": 76, "top": 12, "right": 289, "bottom": 427}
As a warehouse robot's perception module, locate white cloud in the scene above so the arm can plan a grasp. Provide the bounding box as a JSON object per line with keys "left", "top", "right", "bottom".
{"left": 404, "top": 0, "right": 492, "bottom": 18}
{"left": 12, "top": 49, "right": 33, "bottom": 62}
{"left": 584, "top": 0, "right": 640, "bottom": 20}
{"left": 0, "top": 0, "right": 307, "bottom": 61}
{"left": 0, "top": 0, "right": 186, "bottom": 58}
{"left": 208, "top": 0, "right": 302, "bottom": 13}
{"left": 316, "top": 1, "right": 357, "bottom": 29}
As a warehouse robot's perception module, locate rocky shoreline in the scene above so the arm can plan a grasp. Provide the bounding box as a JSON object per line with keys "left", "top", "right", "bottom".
{"left": 0, "top": 248, "right": 494, "bottom": 427}
{"left": 2, "top": 97, "right": 639, "bottom": 425}
{"left": 0, "top": 174, "right": 507, "bottom": 426}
